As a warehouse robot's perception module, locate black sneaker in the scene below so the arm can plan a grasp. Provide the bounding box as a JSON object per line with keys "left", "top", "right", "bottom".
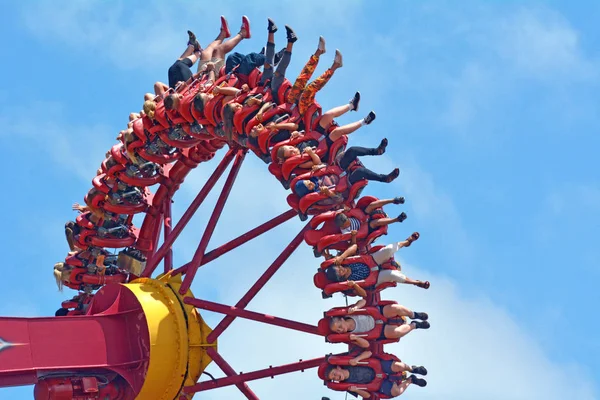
{"left": 376, "top": 138, "right": 388, "bottom": 155}
{"left": 386, "top": 168, "right": 400, "bottom": 183}
{"left": 363, "top": 111, "right": 376, "bottom": 125}
{"left": 259, "top": 46, "right": 266, "bottom": 55}
{"left": 409, "top": 375, "right": 427, "bottom": 387}
{"left": 285, "top": 25, "right": 298, "bottom": 43}
{"left": 412, "top": 320, "right": 430, "bottom": 329}
{"left": 412, "top": 311, "right": 429, "bottom": 321}
{"left": 411, "top": 366, "right": 428, "bottom": 376}
{"left": 268, "top": 18, "right": 278, "bottom": 33}
{"left": 393, "top": 196, "right": 405, "bottom": 204}
{"left": 397, "top": 212, "right": 407, "bottom": 222}
{"left": 350, "top": 91, "right": 360, "bottom": 112}
{"left": 274, "top": 48, "right": 286, "bottom": 66}
{"left": 187, "top": 30, "right": 197, "bottom": 45}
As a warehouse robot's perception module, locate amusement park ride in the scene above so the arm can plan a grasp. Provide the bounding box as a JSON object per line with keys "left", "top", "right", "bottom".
{"left": 0, "top": 16, "right": 427, "bottom": 400}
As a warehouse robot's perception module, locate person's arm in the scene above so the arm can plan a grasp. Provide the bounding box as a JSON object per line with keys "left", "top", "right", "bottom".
{"left": 350, "top": 230, "right": 358, "bottom": 245}
{"left": 255, "top": 101, "right": 275, "bottom": 122}
{"left": 334, "top": 244, "right": 358, "bottom": 264}
{"left": 72, "top": 203, "right": 90, "bottom": 214}
{"left": 347, "top": 281, "right": 367, "bottom": 298}
{"left": 304, "top": 147, "right": 321, "bottom": 166}
{"left": 268, "top": 122, "right": 299, "bottom": 131}
{"left": 319, "top": 186, "right": 338, "bottom": 198}
{"left": 349, "top": 350, "right": 372, "bottom": 366}
{"left": 348, "top": 299, "right": 367, "bottom": 313}
{"left": 214, "top": 86, "right": 244, "bottom": 96}
{"left": 348, "top": 387, "right": 371, "bottom": 399}
{"left": 348, "top": 334, "right": 370, "bottom": 349}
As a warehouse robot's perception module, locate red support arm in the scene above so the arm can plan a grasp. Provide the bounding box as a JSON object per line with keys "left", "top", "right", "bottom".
{"left": 142, "top": 149, "right": 236, "bottom": 277}
{"left": 163, "top": 198, "right": 173, "bottom": 274}
{"left": 203, "top": 348, "right": 259, "bottom": 400}
{"left": 184, "top": 355, "right": 325, "bottom": 393}
{"left": 172, "top": 208, "right": 297, "bottom": 275}
{"left": 184, "top": 298, "right": 322, "bottom": 336}
{"left": 206, "top": 224, "right": 310, "bottom": 343}
{"left": 179, "top": 150, "right": 247, "bottom": 294}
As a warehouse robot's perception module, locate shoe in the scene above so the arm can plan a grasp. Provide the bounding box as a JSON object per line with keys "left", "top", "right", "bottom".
{"left": 268, "top": 17, "right": 278, "bottom": 33}
{"left": 220, "top": 16, "right": 231, "bottom": 38}
{"left": 334, "top": 49, "right": 343, "bottom": 67}
{"left": 350, "top": 91, "right": 360, "bottom": 111}
{"left": 285, "top": 25, "right": 298, "bottom": 43}
{"left": 274, "top": 48, "right": 286, "bottom": 66}
{"left": 412, "top": 311, "right": 428, "bottom": 321}
{"left": 409, "top": 375, "right": 427, "bottom": 387}
{"left": 187, "top": 30, "right": 197, "bottom": 46}
{"left": 376, "top": 138, "right": 388, "bottom": 155}
{"left": 241, "top": 15, "right": 251, "bottom": 38}
{"left": 259, "top": 46, "right": 266, "bottom": 55}
{"left": 412, "top": 320, "right": 430, "bottom": 329}
{"left": 318, "top": 36, "right": 326, "bottom": 53}
{"left": 393, "top": 196, "right": 405, "bottom": 204}
{"left": 397, "top": 211, "right": 407, "bottom": 222}
{"left": 364, "top": 111, "right": 376, "bottom": 125}
{"left": 386, "top": 168, "right": 400, "bottom": 183}
{"left": 411, "top": 366, "right": 428, "bottom": 376}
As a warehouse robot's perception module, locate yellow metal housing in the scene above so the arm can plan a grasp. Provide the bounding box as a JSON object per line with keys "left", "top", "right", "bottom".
{"left": 123, "top": 274, "right": 216, "bottom": 400}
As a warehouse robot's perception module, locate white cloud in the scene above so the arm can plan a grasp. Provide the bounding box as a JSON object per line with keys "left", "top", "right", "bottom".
{"left": 495, "top": 9, "right": 596, "bottom": 81}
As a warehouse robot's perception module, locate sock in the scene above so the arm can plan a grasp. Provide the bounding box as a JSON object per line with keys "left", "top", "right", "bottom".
{"left": 360, "top": 119, "right": 367, "bottom": 126}
{"left": 347, "top": 102, "right": 354, "bottom": 111}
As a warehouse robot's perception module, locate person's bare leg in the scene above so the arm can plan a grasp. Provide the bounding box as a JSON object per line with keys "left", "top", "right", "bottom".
{"left": 328, "top": 120, "right": 363, "bottom": 141}
{"left": 154, "top": 82, "right": 169, "bottom": 97}
{"left": 320, "top": 104, "right": 352, "bottom": 128}
{"left": 391, "top": 361, "right": 412, "bottom": 373}
{"left": 214, "top": 32, "right": 245, "bottom": 58}
{"left": 391, "top": 380, "right": 412, "bottom": 397}
{"left": 365, "top": 198, "right": 403, "bottom": 214}
{"left": 382, "top": 303, "right": 414, "bottom": 318}
{"left": 403, "top": 276, "right": 429, "bottom": 288}
{"left": 178, "top": 44, "right": 196, "bottom": 60}
{"left": 369, "top": 216, "right": 401, "bottom": 229}
{"left": 385, "top": 323, "right": 414, "bottom": 339}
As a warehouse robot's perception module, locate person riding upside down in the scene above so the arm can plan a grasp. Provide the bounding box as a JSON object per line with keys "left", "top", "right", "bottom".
{"left": 328, "top": 299, "right": 430, "bottom": 348}
{"left": 275, "top": 108, "right": 376, "bottom": 167}
{"left": 324, "top": 350, "right": 428, "bottom": 399}
{"left": 323, "top": 232, "right": 430, "bottom": 291}
{"left": 154, "top": 15, "right": 251, "bottom": 96}
{"left": 220, "top": 18, "right": 296, "bottom": 140}
{"left": 292, "top": 140, "right": 401, "bottom": 201}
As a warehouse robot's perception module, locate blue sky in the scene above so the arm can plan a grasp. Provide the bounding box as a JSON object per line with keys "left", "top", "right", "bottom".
{"left": 0, "top": 1, "right": 598, "bottom": 399}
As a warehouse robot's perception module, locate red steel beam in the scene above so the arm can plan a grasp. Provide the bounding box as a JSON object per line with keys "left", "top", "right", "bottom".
{"left": 179, "top": 150, "right": 246, "bottom": 294}
{"left": 184, "top": 298, "right": 322, "bottom": 336}
{"left": 185, "top": 355, "right": 325, "bottom": 393}
{"left": 142, "top": 149, "right": 236, "bottom": 277}
{"left": 172, "top": 208, "right": 297, "bottom": 275}
{"left": 163, "top": 197, "right": 173, "bottom": 274}
{"left": 203, "top": 348, "right": 259, "bottom": 400}
{"left": 206, "top": 223, "right": 309, "bottom": 343}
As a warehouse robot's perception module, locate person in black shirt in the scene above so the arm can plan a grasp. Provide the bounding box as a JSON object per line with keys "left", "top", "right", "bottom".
{"left": 324, "top": 350, "right": 427, "bottom": 398}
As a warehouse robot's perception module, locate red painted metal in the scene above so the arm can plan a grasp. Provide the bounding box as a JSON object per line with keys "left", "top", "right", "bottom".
{"left": 184, "top": 298, "right": 322, "bottom": 336}
{"left": 163, "top": 198, "right": 173, "bottom": 274}
{"left": 202, "top": 348, "right": 259, "bottom": 400}
{"left": 0, "top": 284, "right": 146, "bottom": 398}
{"left": 179, "top": 150, "right": 247, "bottom": 294}
{"left": 185, "top": 356, "right": 325, "bottom": 393}
{"left": 142, "top": 149, "right": 236, "bottom": 277}
{"left": 171, "top": 208, "right": 297, "bottom": 276}
{"left": 206, "top": 224, "right": 310, "bottom": 343}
